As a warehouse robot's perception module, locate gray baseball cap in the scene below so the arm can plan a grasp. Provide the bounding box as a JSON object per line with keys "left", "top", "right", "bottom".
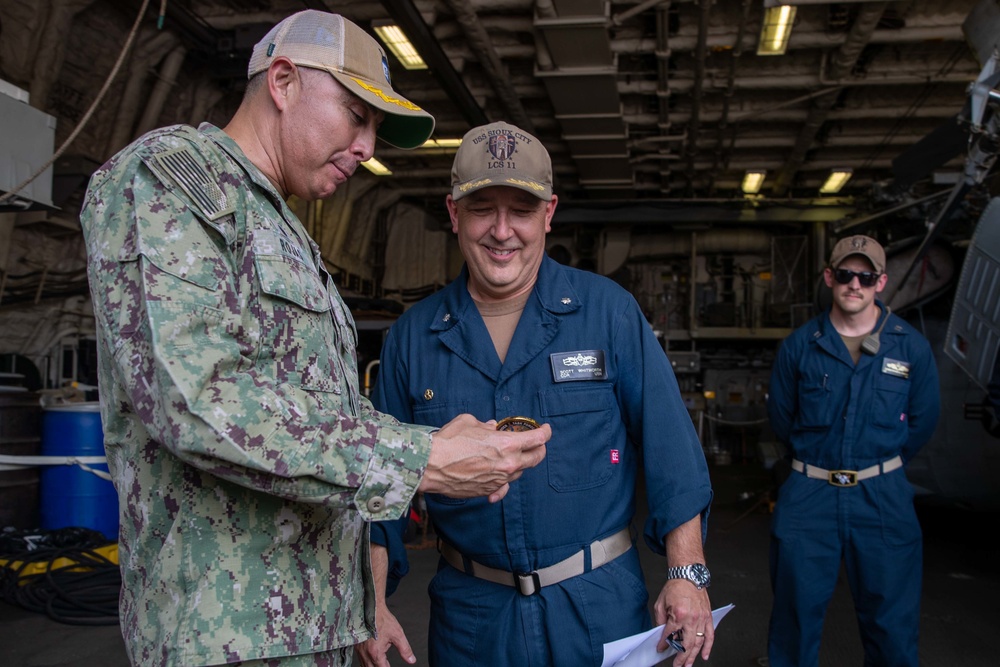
{"left": 451, "top": 122, "right": 553, "bottom": 201}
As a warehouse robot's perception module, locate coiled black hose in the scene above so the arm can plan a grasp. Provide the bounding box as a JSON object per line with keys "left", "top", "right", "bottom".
{"left": 0, "top": 527, "right": 120, "bottom": 626}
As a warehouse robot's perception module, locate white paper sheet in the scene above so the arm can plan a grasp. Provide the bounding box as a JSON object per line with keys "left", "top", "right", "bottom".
{"left": 600, "top": 604, "right": 735, "bottom": 667}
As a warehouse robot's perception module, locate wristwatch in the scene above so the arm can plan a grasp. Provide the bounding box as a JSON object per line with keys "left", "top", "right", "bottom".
{"left": 666, "top": 563, "right": 711, "bottom": 589}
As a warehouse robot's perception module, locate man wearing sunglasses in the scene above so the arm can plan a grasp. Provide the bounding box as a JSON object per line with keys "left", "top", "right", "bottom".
{"left": 766, "top": 235, "right": 940, "bottom": 667}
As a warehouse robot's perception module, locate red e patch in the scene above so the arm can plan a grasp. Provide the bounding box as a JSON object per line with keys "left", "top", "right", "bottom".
{"left": 610, "top": 449, "right": 620, "bottom": 464}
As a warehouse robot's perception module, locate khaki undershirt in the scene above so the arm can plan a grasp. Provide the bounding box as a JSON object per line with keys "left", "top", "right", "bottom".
{"left": 840, "top": 332, "right": 867, "bottom": 364}
{"left": 473, "top": 293, "right": 530, "bottom": 363}
{"left": 839, "top": 304, "right": 886, "bottom": 364}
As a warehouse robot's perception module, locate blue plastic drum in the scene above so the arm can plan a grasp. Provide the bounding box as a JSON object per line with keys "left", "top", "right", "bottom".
{"left": 39, "top": 403, "right": 119, "bottom": 540}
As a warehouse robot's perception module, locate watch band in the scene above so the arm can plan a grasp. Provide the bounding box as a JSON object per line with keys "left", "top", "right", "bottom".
{"left": 666, "top": 563, "right": 711, "bottom": 589}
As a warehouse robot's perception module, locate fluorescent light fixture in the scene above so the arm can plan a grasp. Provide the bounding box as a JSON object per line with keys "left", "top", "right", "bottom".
{"left": 758, "top": 5, "right": 797, "bottom": 56}
{"left": 372, "top": 23, "right": 427, "bottom": 70}
{"left": 820, "top": 169, "right": 852, "bottom": 194}
{"left": 361, "top": 157, "right": 392, "bottom": 176}
{"left": 419, "top": 138, "right": 464, "bottom": 149}
{"left": 742, "top": 170, "right": 766, "bottom": 194}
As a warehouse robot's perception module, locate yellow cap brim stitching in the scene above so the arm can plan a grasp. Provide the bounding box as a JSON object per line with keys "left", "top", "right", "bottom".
{"left": 349, "top": 77, "right": 424, "bottom": 112}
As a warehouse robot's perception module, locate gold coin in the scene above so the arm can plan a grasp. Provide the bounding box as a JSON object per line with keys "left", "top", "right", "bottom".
{"left": 496, "top": 416, "right": 540, "bottom": 432}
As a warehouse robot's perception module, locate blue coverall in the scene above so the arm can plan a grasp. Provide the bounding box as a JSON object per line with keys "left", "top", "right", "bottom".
{"left": 371, "top": 255, "right": 712, "bottom": 667}
{"left": 766, "top": 302, "right": 940, "bottom": 667}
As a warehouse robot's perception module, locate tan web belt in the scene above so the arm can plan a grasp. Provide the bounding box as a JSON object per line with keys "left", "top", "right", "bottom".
{"left": 439, "top": 526, "right": 633, "bottom": 596}
{"left": 792, "top": 455, "right": 903, "bottom": 487}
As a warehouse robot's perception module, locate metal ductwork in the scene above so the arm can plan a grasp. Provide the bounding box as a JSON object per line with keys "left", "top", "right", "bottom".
{"left": 534, "top": 0, "right": 632, "bottom": 190}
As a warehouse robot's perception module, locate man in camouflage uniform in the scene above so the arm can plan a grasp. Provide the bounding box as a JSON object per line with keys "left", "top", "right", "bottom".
{"left": 79, "top": 11, "right": 548, "bottom": 667}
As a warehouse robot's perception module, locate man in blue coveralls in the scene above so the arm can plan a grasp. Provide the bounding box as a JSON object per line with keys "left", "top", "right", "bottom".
{"left": 355, "top": 121, "right": 715, "bottom": 667}
{"left": 766, "top": 235, "right": 940, "bottom": 666}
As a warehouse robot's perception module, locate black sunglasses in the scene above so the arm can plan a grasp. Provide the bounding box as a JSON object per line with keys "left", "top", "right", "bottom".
{"left": 833, "top": 268, "right": 880, "bottom": 287}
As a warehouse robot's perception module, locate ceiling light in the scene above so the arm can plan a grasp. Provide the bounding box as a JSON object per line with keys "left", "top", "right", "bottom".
{"left": 419, "top": 138, "right": 464, "bottom": 150}
{"left": 820, "top": 169, "right": 852, "bottom": 194}
{"left": 742, "top": 170, "right": 766, "bottom": 194}
{"left": 372, "top": 23, "right": 427, "bottom": 70}
{"left": 361, "top": 157, "right": 392, "bottom": 176}
{"left": 757, "top": 5, "right": 797, "bottom": 56}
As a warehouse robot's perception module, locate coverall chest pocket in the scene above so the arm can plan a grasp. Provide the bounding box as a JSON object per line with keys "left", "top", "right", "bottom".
{"left": 540, "top": 385, "right": 615, "bottom": 492}
{"left": 871, "top": 373, "right": 909, "bottom": 429}
{"left": 254, "top": 253, "right": 341, "bottom": 395}
{"left": 796, "top": 375, "right": 835, "bottom": 429}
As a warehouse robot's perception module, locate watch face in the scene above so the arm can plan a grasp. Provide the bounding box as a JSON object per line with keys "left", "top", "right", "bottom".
{"left": 690, "top": 564, "right": 711, "bottom": 586}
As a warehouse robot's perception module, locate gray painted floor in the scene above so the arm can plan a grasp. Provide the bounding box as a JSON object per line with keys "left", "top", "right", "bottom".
{"left": 1, "top": 464, "right": 997, "bottom": 666}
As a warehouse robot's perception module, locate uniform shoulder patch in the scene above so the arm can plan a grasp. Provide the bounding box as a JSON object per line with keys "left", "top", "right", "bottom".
{"left": 144, "top": 147, "right": 235, "bottom": 221}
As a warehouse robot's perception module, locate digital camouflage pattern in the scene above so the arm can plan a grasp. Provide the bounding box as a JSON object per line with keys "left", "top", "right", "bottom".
{"left": 79, "top": 123, "right": 433, "bottom": 667}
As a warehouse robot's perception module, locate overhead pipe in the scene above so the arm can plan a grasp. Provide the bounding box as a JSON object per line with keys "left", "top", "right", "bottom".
{"left": 395, "top": 82, "right": 547, "bottom": 104}
{"left": 134, "top": 44, "right": 187, "bottom": 139}
{"left": 433, "top": 17, "right": 535, "bottom": 39}
{"left": 534, "top": 0, "right": 556, "bottom": 72}
{"left": 628, "top": 68, "right": 973, "bottom": 93}
{"left": 628, "top": 229, "right": 773, "bottom": 259}
{"left": 692, "top": 157, "right": 898, "bottom": 171}
{"left": 657, "top": 104, "right": 959, "bottom": 125}
{"left": 717, "top": 0, "right": 754, "bottom": 131}
{"left": 629, "top": 25, "right": 965, "bottom": 53}
{"left": 624, "top": 157, "right": 901, "bottom": 173}
{"left": 730, "top": 133, "right": 928, "bottom": 149}
{"left": 188, "top": 79, "right": 225, "bottom": 127}
{"left": 727, "top": 86, "right": 843, "bottom": 124}
{"left": 613, "top": 0, "right": 672, "bottom": 26}
{"left": 655, "top": 3, "right": 674, "bottom": 193}
{"left": 708, "top": 0, "right": 753, "bottom": 194}
{"left": 106, "top": 29, "right": 179, "bottom": 158}
{"left": 765, "top": 0, "right": 891, "bottom": 5}
{"left": 381, "top": 158, "right": 912, "bottom": 181}
{"left": 30, "top": 0, "right": 98, "bottom": 111}
{"left": 442, "top": 0, "right": 534, "bottom": 132}
{"left": 771, "top": 3, "right": 889, "bottom": 195}
{"left": 683, "top": 0, "right": 712, "bottom": 195}
{"left": 833, "top": 189, "right": 952, "bottom": 234}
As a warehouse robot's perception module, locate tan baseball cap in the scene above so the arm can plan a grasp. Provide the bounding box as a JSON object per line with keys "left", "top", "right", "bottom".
{"left": 829, "top": 235, "right": 886, "bottom": 273}
{"left": 451, "top": 122, "right": 553, "bottom": 201}
{"left": 247, "top": 10, "right": 435, "bottom": 150}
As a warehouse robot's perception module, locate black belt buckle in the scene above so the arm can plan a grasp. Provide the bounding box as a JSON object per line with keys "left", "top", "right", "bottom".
{"left": 516, "top": 571, "right": 541, "bottom": 596}
{"left": 828, "top": 470, "right": 858, "bottom": 487}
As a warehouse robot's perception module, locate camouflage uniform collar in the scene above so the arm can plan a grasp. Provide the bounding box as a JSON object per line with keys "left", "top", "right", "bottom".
{"left": 197, "top": 122, "right": 286, "bottom": 203}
